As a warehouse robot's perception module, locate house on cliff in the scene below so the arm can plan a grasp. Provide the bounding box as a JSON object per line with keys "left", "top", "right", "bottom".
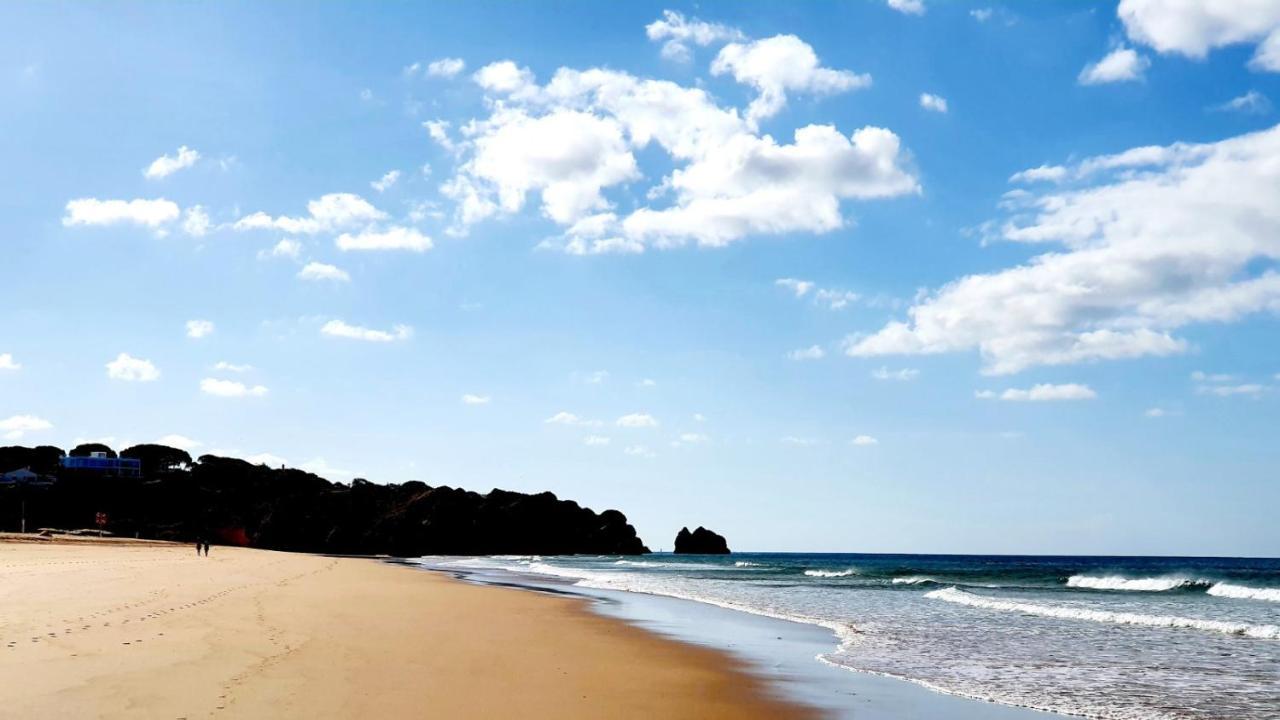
{"left": 60, "top": 452, "right": 142, "bottom": 479}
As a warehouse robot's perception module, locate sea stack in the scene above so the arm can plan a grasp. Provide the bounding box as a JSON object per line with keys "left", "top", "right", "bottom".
{"left": 673, "top": 526, "right": 730, "bottom": 554}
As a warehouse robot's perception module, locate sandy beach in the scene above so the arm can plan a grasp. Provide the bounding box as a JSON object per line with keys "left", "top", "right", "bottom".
{"left": 0, "top": 537, "right": 809, "bottom": 719}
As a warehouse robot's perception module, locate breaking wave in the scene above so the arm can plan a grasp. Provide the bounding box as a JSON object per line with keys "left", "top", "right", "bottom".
{"left": 1066, "top": 575, "right": 1208, "bottom": 592}
{"left": 1208, "top": 582, "right": 1280, "bottom": 603}
{"left": 925, "top": 586, "right": 1280, "bottom": 640}
{"left": 804, "top": 568, "right": 858, "bottom": 578}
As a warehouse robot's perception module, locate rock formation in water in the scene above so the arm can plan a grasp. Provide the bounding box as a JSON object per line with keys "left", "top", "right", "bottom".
{"left": 0, "top": 444, "right": 650, "bottom": 556}
{"left": 673, "top": 526, "right": 730, "bottom": 554}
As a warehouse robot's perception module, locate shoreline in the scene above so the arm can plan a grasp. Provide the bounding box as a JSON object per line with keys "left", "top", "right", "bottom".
{"left": 419, "top": 558, "right": 1067, "bottom": 720}
{"left": 0, "top": 538, "right": 812, "bottom": 718}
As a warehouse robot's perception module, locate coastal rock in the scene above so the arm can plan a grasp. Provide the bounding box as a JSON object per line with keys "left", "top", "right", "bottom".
{"left": 673, "top": 526, "right": 730, "bottom": 554}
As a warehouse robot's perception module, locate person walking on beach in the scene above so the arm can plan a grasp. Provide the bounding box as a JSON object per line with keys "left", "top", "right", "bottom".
{"left": 195, "top": 536, "right": 203, "bottom": 556}
{"left": 203, "top": 541, "right": 211, "bottom": 557}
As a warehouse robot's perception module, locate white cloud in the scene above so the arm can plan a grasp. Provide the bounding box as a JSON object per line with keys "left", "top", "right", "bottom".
{"left": 638, "top": 378, "right": 657, "bottom": 388}
{"left": 1009, "top": 164, "right": 1069, "bottom": 184}
{"left": 298, "top": 457, "right": 352, "bottom": 479}
{"left": 814, "top": 288, "right": 860, "bottom": 310}
{"left": 473, "top": 60, "right": 539, "bottom": 99}
{"left": 849, "top": 125, "right": 1280, "bottom": 375}
{"left": 63, "top": 198, "right": 180, "bottom": 229}
{"left": 1191, "top": 370, "right": 1235, "bottom": 382}
{"left": 233, "top": 193, "right": 386, "bottom": 235}
{"left": 919, "top": 93, "right": 948, "bottom": 113}
{"left": 0, "top": 353, "right": 19, "bottom": 371}
{"left": 427, "top": 57, "right": 466, "bottom": 78}
{"left": 775, "top": 278, "right": 816, "bottom": 297}
{"left": 440, "top": 58, "right": 916, "bottom": 251}
{"left": 371, "top": 170, "right": 401, "bottom": 193}
{"left": 424, "top": 120, "right": 457, "bottom": 154}
{"left": 106, "top": 353, "right": 160, "bottom": 382}
{"left": 971, "top": 8, "right": 994, "bottom": 21}
{"left": 616, "top": 412, "right": 659, "bottom": 428}
{"left": 1197, "top": 383, "right": 1268, "bottom": 397}
{"left": 711, "top": 35, "right": 872, "bottom": 123}
{"left": 583, "top": 435, "right": 611, "bottom": 446}
{"left": 872, "top": 366, "right": 919, "bottom": 381}
{"left": 1117, "top": 0, "right": 1280, "bottom": 72}
{"left": 200, "top": 378, "right": 268, "bottom": 398}
{"left": 320, "top": 320, "right": 412, "bottom": 342}
{"left": 788, "top": 345, "right": 825, "bottom": 361}
{"left": 693, "top": 413, "right": 707, "bottom": 422}
{"left": 156, "top": 434, "right": 202, "bottom": 451}
{"left": 781, "top": 435, "right": 819, "bottom": 446}
{"left": 851, "top": 434, "right": 879, "bottom": 446}
{"left": 1214, "top": 90, "right": 1271, "bottom": 114}
{"left": 186, "top": 319, "right": 214, "bottom": 339}
{"left": 144, "top": 145, "right": 200, "bottom": 179}
{"left": 675, "top": 432, "right": 709, "bottom": 446}
{"left": 243, "top": 452, "right": 287, "bottom": 467}
{"left": 461, "top": 394, "right": 491, "bottom": 405}
{"left": 583, "top": 370, "right": 610, "bottom": 385}
{"left": 645, "top": 10, "right": 744, "bottom": 62}
{"left": 977, "top": 383, "right": 1098, "bottom": 401}
{"left": 335, "top": 225, "right": 433, "bottom": 252}
{"left": 0, "top": 414, "right": 52, "bottom": 440}
{"left": 214, "top": 361, "right": 252, "bottom": 372}
{"left": 624, "top": 444, "right": 655, "bottom": 458}
{"left": 888, "top": 0, "right": 925, "bottom": 15}
{"left": 298, "top": 262, "right": 351, "bottom": 282}
{"left": 259, "top": 238, "right": 302, "bottom": 260}
{"left": 1079, "top": 47, "right": 1151, "bottom": 85}
{"left": 182, "top": 205, "right": 210, "bottom": 237}
{"left": 1145, "top": 407, "right": 1166, "bottom": 418}
{"left": 545, "top": 411, "right": 584, "bottom": 425}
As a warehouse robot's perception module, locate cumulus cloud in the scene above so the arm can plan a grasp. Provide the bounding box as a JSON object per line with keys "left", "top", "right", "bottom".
{"left": 1009, "top": 164, "right": 1069, "bottom": 184}
{"left": 583, "top": 435, "right": 611, "bottom": 446}
{"left": 427, "top": 57, "right": 466, "bottom": 78}
{"left": 335, "top": 225, "right": 433, "bottom": 252}
{"left": 1079, "top": 47, "right": 1151, "bottom": 85}
{"left": 1213, "top": 90, "right": 1271, "bottom": 114}
{"left": 848, "top": 124, "right": 1280, "bottom": 375}
{"left": 156, "top": 434, "right": 202, "bottom": 451}
{"left": 919, "top": 93, "right": 948, "bottom": 113}
{"left": 461, "top": 394, "right": 491, "bottom": 405}
{"left": 624, "top": 444, "right": 655, "bottom": 458}
{"left": 0, "top": 414, "right": 52, "bottom": 440}
{"left": 888, "top": 0, "right": 925, "bottom": 15}
{"left": 63, "top": 198, "right": 180, "bottom": 229}
{"left": 144, "top": 145, "right": 200, "bottom": 179}
{"left": 297, "top": 262, "right": 350, "bottom": 282}
{"left": 544, "top": 411, "right": 601, "bottom": 427}
{"left": 1117, "top": 0, "right": 1280, "bottom": 72}
{"left": 645, "top": 9, "right": 744, "bottom": 62}
{"left": 711, "top": 35, "right": 872, "bottom": 123}
{"left": 1145, "top": 407, "right": 1166, "bottom": 418}
{"left": 213, "top": 361, "right": 252, "bottom": 372}
{"left": 776, "top": 278, "right": 816, "bottom": 297}
{"left": 320, "top": 320, "right": 412, "bottom": 342}
{"left": 1197, "top": 382, "right": 1268, "bottom": 397}
{"left": 186, "top": 319, "right": 214, "bottom": 339}
{"left": 0, "top": 353, "right": 20, "bottom": 371}
{"left": 977, "top": 383, "right": 1097, "bottom": 401}
{"left": 616, "top": 412, "right": 659, "bottom": 428}
{"left": 259, "top": 238, "right": 302, "bottom": 260}
{"left": 851, "top": 434, "right": 879, "bottom": 445}
{"left": 437, "top": 41, "right": 916, "bottom": 251}
{"left": 233, "top": 193, "right": 386, "bottom": 235}
{"left": 872, "top": 366, "right": 919, "bottom": 381}
{"left": 182, "top": 205, "right": 210, "bottom": 237}
{"left": 106, "top": 353, "right": 160, "bottom": 382}
{"left": 200, "top": 378, "right": 268, "bottom": 397}
{"left": 777, "top": 278, "right": 859, "bottom": 309}
{"left": 371, "top": 170, "right": 401, "bottom": 192}
{"left": 788, "top": 345, "right": 825, "bottom": 361}
{"left": 971, "top": 8, "right": 994, "bottom": 22}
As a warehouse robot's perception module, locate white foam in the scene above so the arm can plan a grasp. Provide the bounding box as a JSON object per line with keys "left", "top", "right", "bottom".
{"left": 734, "top": 561, "right": 763, "bottom": 567}
{"left": 1066, "top": 575, "right": 1204, "bottom": 592}
{"left": 804, "top": 568, "right": 858, "bottom": 578}
{"left": 1208, "top": 582, "right": 1280, "bottom": 603}
{"left": 892, "top": 576, "right": 936, "bottom": 585}
{"left": 925, "top": 586, "right": 1280, "bottom": 640}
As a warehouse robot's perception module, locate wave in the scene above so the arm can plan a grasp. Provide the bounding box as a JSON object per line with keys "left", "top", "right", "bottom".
{"left": 891, "top": 576, "right": 938, "bottom": 585}
{"left": 613, "top": 560, "right": 668, "bottom": 568}
{"left": 1207, "top": 582, "right": 1280, "bottom": 603}
{"left": 1066, "top": 575, "right": 1208, "bottom": 592}
{"left": 734, "top": 561, "right": 763, "bottom": 567}
{"left": 804, "top": 568, "right": 858, "bottom": 578}
{"left": 925, "top": 587, "right": 1280, "bottom": 640}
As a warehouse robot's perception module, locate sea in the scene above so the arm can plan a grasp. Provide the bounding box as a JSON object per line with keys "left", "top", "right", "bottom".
{"left": 418, "top": 553, "right": 1280, "bottom": 719}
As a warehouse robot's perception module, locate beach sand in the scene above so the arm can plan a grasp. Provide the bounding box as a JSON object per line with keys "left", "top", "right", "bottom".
{"left": 0, "top": 537, "right": 811, "bottom": 718}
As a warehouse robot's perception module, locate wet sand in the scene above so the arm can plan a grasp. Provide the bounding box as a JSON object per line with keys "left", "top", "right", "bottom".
{"left": 0, "top": 537, "right": 812, "bottom": 718}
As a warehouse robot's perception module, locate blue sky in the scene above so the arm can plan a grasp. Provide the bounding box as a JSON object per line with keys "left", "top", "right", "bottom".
{"left": 3, "top": 1, "right": 1279, "bottom": 555}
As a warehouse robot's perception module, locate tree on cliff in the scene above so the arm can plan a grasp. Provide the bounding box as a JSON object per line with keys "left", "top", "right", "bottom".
{"left": 69, "top": 443, "right": 116, "bottom": 458}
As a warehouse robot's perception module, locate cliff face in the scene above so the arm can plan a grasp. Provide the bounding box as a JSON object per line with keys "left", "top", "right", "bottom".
{"left": 0, "top": 448, "right": 650, "bottom": 556}
{"left": 673, "top": 526, "right": 730, "bottom": 554}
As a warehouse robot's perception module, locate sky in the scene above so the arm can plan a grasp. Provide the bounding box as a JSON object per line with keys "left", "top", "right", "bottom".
{"left": 2, "top": 0, "right": 1279, "bottom": 556}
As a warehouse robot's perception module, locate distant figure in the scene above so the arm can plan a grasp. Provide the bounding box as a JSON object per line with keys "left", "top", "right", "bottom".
{"left": 196, "top": 537, "right": 204, "bottom": 556}
{"left": 203, "top": 541, "right": 211, "bottom": 557}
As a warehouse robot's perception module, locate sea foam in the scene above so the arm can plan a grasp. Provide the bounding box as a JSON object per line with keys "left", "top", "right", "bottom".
{"left": 1066, "top": 575, "right": 1206, "bottom": 592}
{"left": 925, "top": 586, "right": 1280, "bottom": 640}
{"left": 1208, "top": 582, "right": 1280, "bottom": 603}
{"left": 804, "top": 568, "right": 858, "bottom": 578}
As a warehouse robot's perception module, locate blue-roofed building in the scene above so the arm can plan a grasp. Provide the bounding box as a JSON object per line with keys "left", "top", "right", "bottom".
{"left": 60, "top": 452, "right": 142, "bottom": 478}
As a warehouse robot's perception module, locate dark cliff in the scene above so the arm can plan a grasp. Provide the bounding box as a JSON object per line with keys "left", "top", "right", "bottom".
{"left": 673, "top": 526, "right": 730, "bottom": 554}
{"left": 0, "top": 445, "right": 650, "bottom": 556}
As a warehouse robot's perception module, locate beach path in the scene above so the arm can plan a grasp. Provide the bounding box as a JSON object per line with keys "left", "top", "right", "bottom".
{"left": 0, "top": 539, "right": 809, "bottom": 718}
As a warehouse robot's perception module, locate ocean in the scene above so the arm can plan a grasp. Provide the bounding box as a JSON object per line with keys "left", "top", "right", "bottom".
{"left": 422, "top": 553, "right": 1280, "bottom": 719}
